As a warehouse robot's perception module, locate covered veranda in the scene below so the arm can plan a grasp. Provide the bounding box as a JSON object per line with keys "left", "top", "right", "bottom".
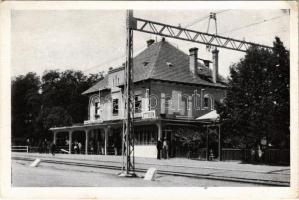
{"left": 50, "top": 114, "right": 221, "bottom": 158}
{"left": 49, "top": 118, "right": 163, "bottom": 155}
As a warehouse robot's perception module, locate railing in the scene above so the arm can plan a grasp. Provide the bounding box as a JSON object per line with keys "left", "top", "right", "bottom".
{"left": 11, "top": 146, "right": 28, "bottom": 153}
{"left": 222, "top": 148, "right": 290, "bottom": 165}
{"left": 221, "top": 148, "right": 245, "bottom": 161}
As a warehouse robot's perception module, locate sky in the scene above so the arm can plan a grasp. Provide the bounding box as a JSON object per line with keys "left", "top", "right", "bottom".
{"left": 11, "top": 9, "right": 290, "bottom": 79}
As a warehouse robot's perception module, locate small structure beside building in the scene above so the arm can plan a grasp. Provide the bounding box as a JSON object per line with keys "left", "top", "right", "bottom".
{"left": 50, "top": 39, "right": 227, "bottom": 158}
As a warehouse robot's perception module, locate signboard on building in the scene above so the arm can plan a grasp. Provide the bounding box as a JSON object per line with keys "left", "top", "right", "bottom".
{"left": 142, "top": 111, "right": 156, "bottom": 119}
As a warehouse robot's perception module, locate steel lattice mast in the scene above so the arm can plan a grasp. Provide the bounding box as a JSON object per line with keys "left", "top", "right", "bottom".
{"left": 120, "top": 10, "right": 136, "bottom": 177}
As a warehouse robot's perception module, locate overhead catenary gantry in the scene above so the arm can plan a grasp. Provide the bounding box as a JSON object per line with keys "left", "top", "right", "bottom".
{"left": 120, "top": 10, "right": 278, "bottom": 176}
{"left": 132, "top": 17, "right": 274, "bottom": 53}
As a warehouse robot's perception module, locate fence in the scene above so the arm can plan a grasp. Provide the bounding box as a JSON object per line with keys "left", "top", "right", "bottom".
{"left": 221, "top": 148, "right": 245, "bottom": 160}
{"left": 221, "top": 148, "right": 290, "bottom": 165}
{"left": 11, "top": 146, "right": 28, "bottom": 153}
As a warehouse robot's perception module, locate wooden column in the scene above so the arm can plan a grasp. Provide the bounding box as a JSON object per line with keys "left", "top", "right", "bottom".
{"left": 206, "top": 126, "right": 209, "bottom": 160}
{"left": 104, "top": 127, "right": 109, "bottom": 155}
{"left": 68, "top": 130, "right": 73, "bottom": 154}
{"left": 85, "top": 129, "right": 89, "bottom": 155}
{"left": 53, "top": 131, "right": 57, "bottom": 144}
{"left": 156, "top": 122, "right": 162, "bottom": 140}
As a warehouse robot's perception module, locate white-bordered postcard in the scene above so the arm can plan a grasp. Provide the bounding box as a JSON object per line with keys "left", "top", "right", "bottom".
{"left": 0, "top": 1, "right": 298, "bottom": 200}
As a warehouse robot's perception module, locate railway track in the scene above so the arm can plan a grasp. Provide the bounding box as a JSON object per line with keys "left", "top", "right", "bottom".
{"left": 12, "top": 156, "right": 289, "bottom": 186}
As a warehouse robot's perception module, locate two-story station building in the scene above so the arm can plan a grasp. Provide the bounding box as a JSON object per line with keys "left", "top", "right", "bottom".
{"left": 50, "top": 38, "right": 227, "bottom": 158}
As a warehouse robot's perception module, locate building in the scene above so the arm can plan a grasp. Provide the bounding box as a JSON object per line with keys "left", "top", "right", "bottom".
{"left": 50, "top": 38, "right": 227, "bottom": 158}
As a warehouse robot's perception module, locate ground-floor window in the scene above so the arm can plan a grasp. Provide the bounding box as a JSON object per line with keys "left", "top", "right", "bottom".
{"left": 134, "top": 125, "right": 158, "bottom": 145}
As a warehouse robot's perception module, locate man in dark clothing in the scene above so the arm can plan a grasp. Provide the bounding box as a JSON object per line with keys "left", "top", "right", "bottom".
{"left": 156, "top": 139, "right": 162, "bottom": 159}
{"left": 50, "top": 142, "right": 56, "bottom": 156}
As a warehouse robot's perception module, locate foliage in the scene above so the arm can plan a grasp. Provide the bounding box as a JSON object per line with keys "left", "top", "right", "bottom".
{"left": 174, "top": 127, "right": 206, "bottom": 146}
{"left": 11, "top": 73, "right": 41, "bottom": 140}
{"left": 11, "top": 70, "right": 104, "bottom": 143}
{"left": 216, "top": 37, "right": 290, "bottom": 149}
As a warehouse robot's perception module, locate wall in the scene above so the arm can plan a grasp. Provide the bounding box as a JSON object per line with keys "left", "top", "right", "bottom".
{"left": 134, "top": 145, "right": 157, "bottom": 158}
{"left": 87, "top": 82, "right": 152, "bottom": 122}
{"left": 150, "top": 81, "right": 226, "bottom": 119}
{"left": 87, "top": 72, "right": 226, "bottom": 121}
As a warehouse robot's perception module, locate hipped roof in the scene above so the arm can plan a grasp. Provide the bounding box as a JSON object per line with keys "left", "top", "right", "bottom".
{"left": 83, "top": 40, "right": 226, "bottom": 95}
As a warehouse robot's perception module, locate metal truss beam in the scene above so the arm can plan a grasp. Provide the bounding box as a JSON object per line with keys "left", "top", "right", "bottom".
{"left": 131, "top": 17, "right": 274, "bottom": 53}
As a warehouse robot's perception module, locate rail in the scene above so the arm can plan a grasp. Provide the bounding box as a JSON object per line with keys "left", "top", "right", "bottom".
{"left": 11, "top": 146, "right": 28, "bottom": 153}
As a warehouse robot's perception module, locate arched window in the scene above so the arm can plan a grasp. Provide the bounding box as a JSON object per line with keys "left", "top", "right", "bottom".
{"left": 204, "top": 94, "right": 215, "bottom": 110}
{"left": 204, "top": 94, "right": 209, "bottom": 109}
{"left": 90, "top": 95, "right": 100, "bottom": 118}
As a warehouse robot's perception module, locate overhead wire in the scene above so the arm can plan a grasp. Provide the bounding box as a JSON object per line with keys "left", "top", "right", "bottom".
{"left": 83, "top": 46, "right": 146, "bottom": 73}
{"left": 85, "top": 11, "right": 288, "bottom": 74}
{"left": 184, "top": 9, "right": 230, "bottom": 28}
{"left": 83, "top": 10, "right": 229, "bottom": 74}
{"left": 220, "top": 14, "right": 289, "bottom": 35}
{"left": 178, "top": 13, "right": 289, "bottom": 52}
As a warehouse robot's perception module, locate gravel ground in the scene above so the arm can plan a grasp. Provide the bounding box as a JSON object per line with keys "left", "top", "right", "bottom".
{"left": 12, "top": 160, "right": 261, "bottom": 187}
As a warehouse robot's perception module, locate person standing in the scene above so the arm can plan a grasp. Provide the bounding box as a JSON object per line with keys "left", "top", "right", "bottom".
{"left": 156, "top": 139, "right": 162, "bottom": 159}
{"left": 78, "top": 142, "right": 82, "bottom": 154}
{"left": 50, "top": 142, "right": 56, "bottom": 156}
{"left": 162, "top": 137, "right": 169, "bottom": 159}
{"left": 74, "top": 141, "right": 78, "bottom": 154}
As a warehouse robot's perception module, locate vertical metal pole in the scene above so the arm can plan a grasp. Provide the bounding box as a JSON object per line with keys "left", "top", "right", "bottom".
{"left": 120, "top": 10, "right": 136, "bottom": 177}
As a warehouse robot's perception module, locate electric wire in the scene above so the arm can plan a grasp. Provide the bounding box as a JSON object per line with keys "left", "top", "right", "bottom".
{"left": 220, "top": 14, "right": 289, "bottom": 35}
{"left": 184, "top": 9, "right": 230, "bottom": 28}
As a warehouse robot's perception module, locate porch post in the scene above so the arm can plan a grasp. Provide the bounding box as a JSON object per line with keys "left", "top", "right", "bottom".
{"left": 68, "top": 130, "right": 73, "bottom": 154}
{"left": 156, "top": 122, "right": 162, "bottom": 140}
{"left": 104, "top": 127, "right": 109, "bottom": 155}
{"left": 85, "top": 129, "right": 89, "bottom": 155}
{"left": 53, "top": 131, "right": 57, "bottom": 144}
{"left": 206, "top": 126, "right": 209, "bottom": 160}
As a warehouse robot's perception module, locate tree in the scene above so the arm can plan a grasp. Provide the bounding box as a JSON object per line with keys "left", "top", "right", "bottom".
{"left": 11, "top": 73, "right": 41, "bottom": 142}
{"left": 41, "top": 70, "right": 104, "bottom": 124}
{"left": 217, "top": 37, "right": 289, "bottom": 149}
{"left": 11, "top": 70, "right": 104, "bottom": 144}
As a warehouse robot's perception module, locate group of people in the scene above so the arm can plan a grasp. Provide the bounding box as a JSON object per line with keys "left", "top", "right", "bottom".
{"left": 156, "top": 137, "right": 169, "bottom": 159}
{"left": 38, "top": 139, "right": 56, "bottom": 155}
{"left": 73, "top": 140, "right": 82, "bottom": 154}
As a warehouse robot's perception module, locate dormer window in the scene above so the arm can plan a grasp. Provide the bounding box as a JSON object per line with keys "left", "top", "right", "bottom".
{"left": 91, "top": 95, "right": 100, "bottom": 119}
{"left": 166, "top": 62, "right": 173, "bottom": 67}
{"left": 95, "top": 102, "right": 100, "bottom": 117}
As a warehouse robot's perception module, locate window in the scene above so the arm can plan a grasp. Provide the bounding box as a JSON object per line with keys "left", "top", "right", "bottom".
{"left": 112, "top": 99, "right": 119, "bottom": 115}
{"left": 134, "top": 95, "right": 142, "bottom": 113}
{"left": 165, "top": 96, "right": 172, "bottom": 110}
{"left": 95, "top": 102, "right": 100, "bottom": 118}
{"left": 204, "top": 97, "right": 209, "bottom": 108}
{"left": 134, "top": 125, "right": 157, "bottom": 145}
{"left": 183, "top": 97, "right": 188, "bottom": 115}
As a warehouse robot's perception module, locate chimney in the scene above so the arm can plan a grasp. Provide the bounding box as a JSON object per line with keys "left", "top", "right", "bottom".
{"left": 202, "top": 60, "right": 211, "bottom": 68}
{"left": 147, "top": 39, "right": 155, "bottom": 47}
{"left": 212, "top": 48, "right": 219, "bottom": 83}
{"left": 189, "top": 47, "right": 198, "bottom": 76}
